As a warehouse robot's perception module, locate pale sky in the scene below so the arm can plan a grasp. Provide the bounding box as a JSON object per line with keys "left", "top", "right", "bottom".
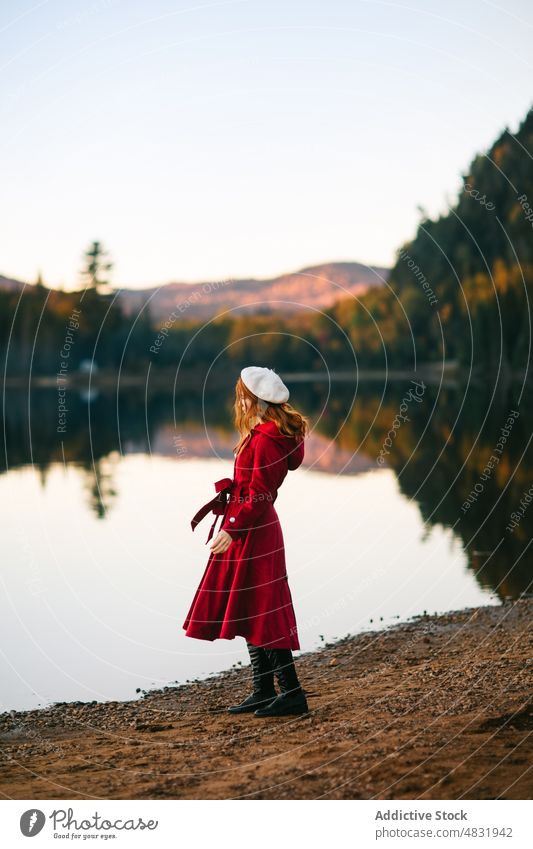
{"left": 1, "top": 0, "right": 532, "bottom": 289}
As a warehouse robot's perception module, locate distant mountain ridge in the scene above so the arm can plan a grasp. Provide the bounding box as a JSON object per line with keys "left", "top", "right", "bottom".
{"left": 0, "top": 274, "right": 26, "bottom": 293}
{"left": 115, "top": 261, "right": 388, "bottom": 323}
{"left": 0, "top": 262, "right": 388, "bottom": 324}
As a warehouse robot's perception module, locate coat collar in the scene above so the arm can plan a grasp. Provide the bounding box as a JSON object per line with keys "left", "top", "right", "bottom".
{"left": 251, "top": 420, "right": 282, "bottom": 436}
{"left": 248, "top": 420, "right": 304, "bottom": 470}
{"left": 251, "top": 420, "right": 293, "bottom": 442}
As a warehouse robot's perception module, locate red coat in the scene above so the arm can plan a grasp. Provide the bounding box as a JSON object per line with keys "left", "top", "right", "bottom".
{"left": 182, "top": 420, "right": 304, "bottom": 649}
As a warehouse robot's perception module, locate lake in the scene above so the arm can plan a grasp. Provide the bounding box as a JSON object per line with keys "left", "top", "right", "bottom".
{"left": 1, "top": 378, "right": 531, "bottom": 711}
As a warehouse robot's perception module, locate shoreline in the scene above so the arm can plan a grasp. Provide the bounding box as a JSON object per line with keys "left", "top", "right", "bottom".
{"left": 0, "top": 599, "right": 531, "bottom": 800}
{"left": 6, "top": 361, "right": 529, "bottom": 390}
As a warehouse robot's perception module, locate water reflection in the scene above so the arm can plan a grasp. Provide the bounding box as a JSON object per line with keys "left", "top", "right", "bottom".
{"left": 2, "top": 380, "right": 531, "bottom": 601}
{"left": 3, "top": 377, "right": 532, "bottom": 710}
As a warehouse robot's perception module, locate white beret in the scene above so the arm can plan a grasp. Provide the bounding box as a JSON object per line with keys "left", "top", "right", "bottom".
{"left": 240, "top": 366, "right": 290, "bottom": 404}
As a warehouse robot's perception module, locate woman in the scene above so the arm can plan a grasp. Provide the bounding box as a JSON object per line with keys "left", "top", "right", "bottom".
{"left": 183, "top": 366, "right": 309, "bottom": 717}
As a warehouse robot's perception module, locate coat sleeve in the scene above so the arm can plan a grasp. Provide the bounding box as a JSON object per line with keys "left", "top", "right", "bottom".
{"left": 220, "top": 434, "right": 286, "bottom": 539}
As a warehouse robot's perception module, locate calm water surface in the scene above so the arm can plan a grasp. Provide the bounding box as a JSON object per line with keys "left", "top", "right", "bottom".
{"left": 1, "top": 382, "right": 530, "bottom": 711}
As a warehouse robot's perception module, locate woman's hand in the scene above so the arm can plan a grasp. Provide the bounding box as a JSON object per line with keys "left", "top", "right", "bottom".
{"left": 209, "top": 529, "right": 233, "bottom": 554}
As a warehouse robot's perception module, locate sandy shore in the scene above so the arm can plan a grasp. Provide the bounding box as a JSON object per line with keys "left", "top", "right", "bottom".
{"left": 1, "top": 599, "right": 531, "bottom": 800}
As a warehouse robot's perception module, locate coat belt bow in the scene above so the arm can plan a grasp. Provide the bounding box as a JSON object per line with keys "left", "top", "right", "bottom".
{"left": 191, "top": 477, "right": 234, "bottom": 544}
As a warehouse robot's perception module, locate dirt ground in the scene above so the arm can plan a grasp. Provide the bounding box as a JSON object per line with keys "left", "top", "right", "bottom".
{"left": 0, "top": 599, "right": 531, "bottom": 800}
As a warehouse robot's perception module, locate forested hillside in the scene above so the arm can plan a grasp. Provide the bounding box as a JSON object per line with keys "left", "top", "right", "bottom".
{"left": 380, "top": 107, "right": 533, "bottom": 371}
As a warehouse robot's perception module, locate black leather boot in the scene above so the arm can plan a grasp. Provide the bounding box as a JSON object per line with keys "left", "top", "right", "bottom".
{"left": 254, "top": 647, "right": 309, "bottom": 716}
{"left": 227, "top": 641, "right": 277, "bottom": 713}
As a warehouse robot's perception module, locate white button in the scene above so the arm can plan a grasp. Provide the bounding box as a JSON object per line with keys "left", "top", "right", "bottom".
{"left": 229, "top": 517, "right": 235, "bottom": 523}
